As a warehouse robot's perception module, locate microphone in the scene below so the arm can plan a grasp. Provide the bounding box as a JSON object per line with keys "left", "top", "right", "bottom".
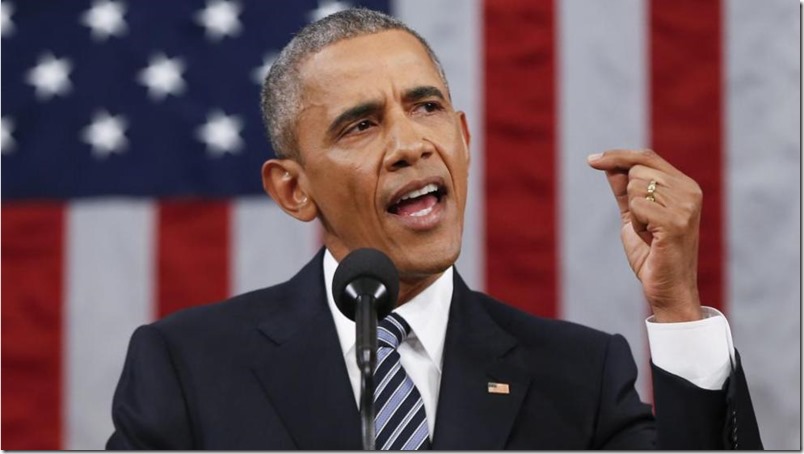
{"left": 332, "top": 248, "right": 398, "bottom": 323}
{"left": 332, "top": 248, "right": 398, "bottom": 450}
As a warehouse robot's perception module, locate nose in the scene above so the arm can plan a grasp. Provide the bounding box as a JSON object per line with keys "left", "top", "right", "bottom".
{"left": 383, "top": 112, "right": 432, "bottom": 171}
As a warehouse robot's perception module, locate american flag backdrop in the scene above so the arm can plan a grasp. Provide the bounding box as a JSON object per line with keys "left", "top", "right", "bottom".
{"left": 1, "top": 0, "right": 799, "bottom": 449}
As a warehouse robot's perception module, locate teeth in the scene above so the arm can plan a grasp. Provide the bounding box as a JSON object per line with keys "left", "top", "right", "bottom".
{"left": 409, "top": 206, "right": 434, "bottom": 217}
{"left": 399, "top": 183, "right": 438, "bottom": 202}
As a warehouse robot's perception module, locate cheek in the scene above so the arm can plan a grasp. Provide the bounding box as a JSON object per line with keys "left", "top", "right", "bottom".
{"left": 308, "top": 161, "right": 378, "bottom": 215}
{"left": 438, "top": 128, "right": 471, "bottom": 202}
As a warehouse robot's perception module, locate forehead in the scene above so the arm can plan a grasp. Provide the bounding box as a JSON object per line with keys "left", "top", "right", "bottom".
{"left": 297, "top": 30, "right": 446, "bottom": 107}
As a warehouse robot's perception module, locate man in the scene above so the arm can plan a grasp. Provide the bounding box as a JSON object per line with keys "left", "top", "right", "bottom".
{"left": 107, "top": 8, "right": 761, "bottom": 449}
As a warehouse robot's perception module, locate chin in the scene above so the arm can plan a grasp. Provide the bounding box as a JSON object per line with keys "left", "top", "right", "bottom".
{"left": 395, "top": 241, "right": 461, "bottom": 280}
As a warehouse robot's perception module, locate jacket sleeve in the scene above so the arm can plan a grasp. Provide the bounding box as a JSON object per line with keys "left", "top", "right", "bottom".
{"left": 106, "top": 325, "right": 195, "bottom": 450}
{"left": 594, "top": 334, "right": 763, "bottom": 450}
{"left": 653, "top": 350, "right": 763, "bottom": 449}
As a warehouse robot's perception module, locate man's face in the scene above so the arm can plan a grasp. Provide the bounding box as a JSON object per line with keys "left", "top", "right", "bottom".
{"left": 294, "top": 30, "right": 470, "bottom": 279}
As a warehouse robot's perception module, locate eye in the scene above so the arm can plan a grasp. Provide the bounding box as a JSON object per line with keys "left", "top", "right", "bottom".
{"left": 355, "top": 120, "right": 372, "bottom": 131}
{"left": 414, "top": 101, "right": 443, "bottom": 115}
{"left": 343, "top": 119, "right": 374, "bottom": 137}
{"left": 423, "top": 102, "right": 440, "bottom": 112}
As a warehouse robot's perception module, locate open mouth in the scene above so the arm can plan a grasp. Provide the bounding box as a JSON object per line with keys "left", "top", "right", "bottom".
{"left": 387, "top": 182, "right": 447, "bottom": 218}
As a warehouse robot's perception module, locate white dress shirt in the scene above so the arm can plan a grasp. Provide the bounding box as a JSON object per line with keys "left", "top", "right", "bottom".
{"left": 323, "top": 249, "right": 736, "bottom": 435}
{"left": 324, "top": 249, "right": 451, "bottom": 437}
{"left": 646, "top": 307, "right": 735, "bottom": 390}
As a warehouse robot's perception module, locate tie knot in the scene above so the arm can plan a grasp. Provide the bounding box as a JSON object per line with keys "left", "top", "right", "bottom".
{"left": 377, "top": 312, "right": 411, "bottom": 349}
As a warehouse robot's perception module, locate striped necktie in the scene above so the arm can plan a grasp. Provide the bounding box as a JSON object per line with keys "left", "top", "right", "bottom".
{"left": 374, "top": 313, "right": 432, "bottom": 450}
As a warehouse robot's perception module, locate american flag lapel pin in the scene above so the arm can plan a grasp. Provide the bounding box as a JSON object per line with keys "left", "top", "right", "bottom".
{"left": 487, "top": 382, "right": 510, "bottom": 395}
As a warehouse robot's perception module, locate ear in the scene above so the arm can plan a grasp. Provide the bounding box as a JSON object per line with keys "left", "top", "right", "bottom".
{"left": 457, "top": 111, "right": 471, "bottom": 165}
{"left": 262, "top": 159, "right": 318, "bottom": 222}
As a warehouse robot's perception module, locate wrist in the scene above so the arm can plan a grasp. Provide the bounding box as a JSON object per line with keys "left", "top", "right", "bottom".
{"left": 648, "top": 285, "right": 703, "bottom": 322}
{"left": 650, "top": 304, "right": 703, "bottom": 323}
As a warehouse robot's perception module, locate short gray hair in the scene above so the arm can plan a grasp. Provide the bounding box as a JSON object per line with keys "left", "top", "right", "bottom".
{"left": 260, "top": 8, "right": 449, "bottom": 161}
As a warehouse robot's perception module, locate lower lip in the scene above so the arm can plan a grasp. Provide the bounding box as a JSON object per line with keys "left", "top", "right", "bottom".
{"left": 387, "top": 196, "right": 446, "bottom": 231}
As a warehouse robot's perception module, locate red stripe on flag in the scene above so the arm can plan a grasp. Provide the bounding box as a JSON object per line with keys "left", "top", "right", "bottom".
{"left": 650, "top": 0, "right": 724, "bottom": 311}
{"left": 1, "top": 203, "right": 64, "bottom": 449}
{"left": 156, "top": 200, "right": 230, "bottom": 318}
{"left": 484, "top": 0, "right": 558, "bottom": 317}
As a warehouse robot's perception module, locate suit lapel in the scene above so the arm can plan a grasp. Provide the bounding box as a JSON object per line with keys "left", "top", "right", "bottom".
{"left": 250, "top": 249, "right": 361, "bottom": 449}
{"left": 249, "top": 254, "right": 531, "bottom": 449}
{"left": 432, "top": 273, "right": 531, "bottom": 450}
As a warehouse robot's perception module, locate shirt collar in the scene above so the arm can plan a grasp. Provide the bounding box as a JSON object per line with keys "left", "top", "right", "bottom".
{"left": 323, "top": 249, "right": 452, "bottom": 372}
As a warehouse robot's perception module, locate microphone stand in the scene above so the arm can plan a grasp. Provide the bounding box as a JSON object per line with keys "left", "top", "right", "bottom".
{"left": 356, "top": 294, "right": 377, "bottom": 450}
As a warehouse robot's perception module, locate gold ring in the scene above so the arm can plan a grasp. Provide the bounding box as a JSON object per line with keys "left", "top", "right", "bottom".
{"left": 646, "top": 180, "right": 657, "bottom": 202}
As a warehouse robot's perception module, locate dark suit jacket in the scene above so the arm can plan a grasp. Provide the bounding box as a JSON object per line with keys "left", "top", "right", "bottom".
{"left": 107, "top": 249, "right": 762, "bottom": 449}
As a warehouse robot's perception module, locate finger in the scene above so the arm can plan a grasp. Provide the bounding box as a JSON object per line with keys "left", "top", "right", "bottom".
{"left": 626, "top": 194, "right": 653, "bottom": 245}
{"left": 603, "top": 168, "right": 630, "bottom": 215}
{"left": 628, "top": 164, "right": 672, "bottom": 186}
{"left": 587, "top": 148, "right": 680, "bottom": 175}
{"left": 607, "top": 172, "right": 676, "bottom": 219}
{"left": 626, "top": 177, "right": 670, "bottom": 246}
{"left": 627, "top": 177, "right": 668, "bottom": 208}
{"left": 630, "top": 171, "right": 700, "bottom": 214}
{"left": 628, "top": 196, "right": 676, "bottom": 245}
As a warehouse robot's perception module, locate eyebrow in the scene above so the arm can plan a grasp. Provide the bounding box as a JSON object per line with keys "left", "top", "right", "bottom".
{"left": 402, "top": 85, "right": 446, "bottom": 104}
{"left": 327, "top": 101, "right": 383, "bottom": 139}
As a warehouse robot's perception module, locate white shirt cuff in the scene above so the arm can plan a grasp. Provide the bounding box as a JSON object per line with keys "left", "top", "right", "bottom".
{"left": 645, "top": 307, "right": 735, "bottom": 390}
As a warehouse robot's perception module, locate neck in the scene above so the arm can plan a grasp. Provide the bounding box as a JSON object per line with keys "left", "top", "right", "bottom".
{"left": 323, "top": 242, "right": 447, "bottom": 307}
{"left": 397, "top": 272, "right": 443, "bottom": 306}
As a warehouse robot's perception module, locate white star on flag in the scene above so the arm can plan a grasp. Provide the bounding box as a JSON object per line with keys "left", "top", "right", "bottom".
{"left": 251, "top": 52, "right": 277, "bottom": 85}
{"left": 26, "top": 53, "right": 73, "bottom": 100}
{"left": 1, "top": 116, "right": 14, "bottom": 154}
{"left": 197, "top": 110, "right": 243, "bottom": 156}
{"left": 308, "top": 0, "right": 351, "bottom": 22}
{"left": 137, "top": 54, "right": 186, "bottom": 100}
{"left": 195, "top": 0, "right": 241, "bottom": 41}
{"left": 1, "top": 1, "right": 14, "bottom": 37}
{"left": 81, "top": 110, "right": 128, "bottom": 158}
{"left": 81, "top": 0, "right": 127, "bottom": 41}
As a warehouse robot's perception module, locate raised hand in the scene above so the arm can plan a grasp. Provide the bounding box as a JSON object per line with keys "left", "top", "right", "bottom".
{"left": 587, "top": 149, "right": 703, "bottom": 323}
